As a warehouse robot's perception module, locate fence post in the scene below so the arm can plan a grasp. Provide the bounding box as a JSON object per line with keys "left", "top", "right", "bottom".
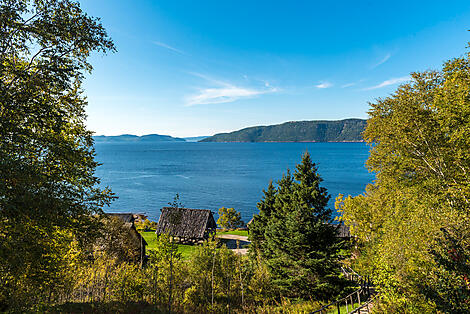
{"left": 337, "top": 302, "right": 341, "bottom": 314}
{"left": 357, "top": 290, "right": 361, "bottom": 306}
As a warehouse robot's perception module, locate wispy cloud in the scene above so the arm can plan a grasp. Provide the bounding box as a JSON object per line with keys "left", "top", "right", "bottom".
{"left": 342, "top": 79, "right": 366, "bottom": 88}
{"left": 341, "top": 82, "right": 356, "bottom": 88}
{"left": 315, "top": 82, "right": 333, "bottom": 89}
{"left": 186, "top": 74, "right": 278, "bottom": 106}
{"left": 153, "top": 41, "right": 185, "bottom": 54}
{"left": 363, "top": 76, "right": 410, "bottom": 90}
{"left": 371, "top": 53, "right": 392, "bottom": 68}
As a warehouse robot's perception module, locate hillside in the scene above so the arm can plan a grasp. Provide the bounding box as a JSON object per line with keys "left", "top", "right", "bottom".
{"left": 94, "top": 134, "right": 185, "bottom": 142}
{"left": 201, "top": 119, "right": 367, "bottom": 142}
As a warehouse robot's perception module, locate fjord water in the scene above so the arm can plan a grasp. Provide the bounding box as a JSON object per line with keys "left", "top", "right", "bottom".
{"left": 94, "top": 142, "right": 374, "bottom": 222}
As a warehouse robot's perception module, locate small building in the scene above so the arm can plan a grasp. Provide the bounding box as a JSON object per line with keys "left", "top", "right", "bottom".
{"left": 156, "top": 207, "right": 217, "bottom": 243}
{"left": 333, "top": 223, "right": 351, "bottom": 238}
{"left": 106, "top": 213, "right": 148, "bottom": 264}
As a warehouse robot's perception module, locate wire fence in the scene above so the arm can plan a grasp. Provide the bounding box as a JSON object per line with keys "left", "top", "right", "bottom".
{"left": 310, "top": 267, "right": 375, "bottom": 314}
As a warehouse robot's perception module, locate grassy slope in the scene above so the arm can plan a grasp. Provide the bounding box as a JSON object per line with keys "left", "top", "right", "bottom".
{"left": 140, "top": 231, "right": 198, "bottom": 259}
{"left": 141, "top": 230, "right": 249, "bottom": 259}
{"left": 216, "top": 230, "right": 249, "bottom": 237}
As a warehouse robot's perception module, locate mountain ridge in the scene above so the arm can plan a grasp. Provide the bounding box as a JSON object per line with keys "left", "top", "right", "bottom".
{"left": 201, "top": 119, "right": 367, "bottom": 142}
{"left": 93, "top": 134, "right": 185, "bottom": 142}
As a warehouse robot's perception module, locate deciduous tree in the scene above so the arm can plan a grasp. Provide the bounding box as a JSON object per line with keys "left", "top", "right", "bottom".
{"left": 0, "top": 0, "right": 114, "bottom": 309}
{"left": 337, "top": 44, "right": 470, "bottom": 312}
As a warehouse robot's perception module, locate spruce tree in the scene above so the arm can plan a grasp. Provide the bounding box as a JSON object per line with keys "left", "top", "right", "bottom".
{"left": 248, "top": 181, "right": 276, "bottom": 253}
{"left": 259, "top": 152, "right": 344, "bottom": 299}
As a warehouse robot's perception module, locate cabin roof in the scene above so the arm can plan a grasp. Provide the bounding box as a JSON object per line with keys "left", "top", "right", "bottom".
{"left": 106, "top": 213, "right": 148, "bottom": 246}
{"left": 107, "top": 213, "right": 135, "bottom": 223}
{"left": 156, "top": 207, "right": 216, "bottom": 239}
{"left": 333, "top": 223, "right": 350, "bottom": 238}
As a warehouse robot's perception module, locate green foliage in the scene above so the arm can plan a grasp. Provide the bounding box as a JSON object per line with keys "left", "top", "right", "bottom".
{"left": 135, "top": 218, "right": 158, "bottom": 231}
{"left": 337, "top": 45, "right": 470, "bottom": 312}
{"left": 201, "top": 118, "right": 366, "bottom": 142}
{"left": 146, "top": 234, "right": 184, "bottom": 310}
{"left": 250, "top": 152, "right": 347, "bottom": 300}
{"left": 421, "top": 224, "right": 470, "bottom": 313}
{"left": 97, "top": 216, "right": 144, "bottom": 264}
{"left": 0, "top": 0, "right": 114, "bottom": 310}
{"left": 217, "top": 207, "right": 245, "bottom": 229}
{"left": 184, "top": 240, "right": 248, "bottom": 311}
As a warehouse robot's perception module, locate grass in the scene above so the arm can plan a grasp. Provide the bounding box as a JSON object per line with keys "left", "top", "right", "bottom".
{"left": 140, "top": 231, "right": 198, "bottom": 259}
{"left": 216, "top": 229, "right": 249, "bottom": 237}
{"left": 140, "top": 229, "right": 250, "bottom": 259}
{"left": 322, "top": 302, "right": 360, "bottom": 314}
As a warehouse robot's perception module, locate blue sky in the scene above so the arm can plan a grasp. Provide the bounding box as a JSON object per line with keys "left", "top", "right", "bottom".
{"left": 81, "top": 0, "right": 470, "bottom": 137}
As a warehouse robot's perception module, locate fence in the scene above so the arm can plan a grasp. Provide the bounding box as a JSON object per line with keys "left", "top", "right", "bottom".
{"left": 310, "top": 276, "right": 372, "bottom": 314}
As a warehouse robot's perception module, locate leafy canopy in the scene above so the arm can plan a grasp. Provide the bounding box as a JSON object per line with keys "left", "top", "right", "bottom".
{"left": 217, "top": 207, "right": 244, "bottom": 229}
{"left": 337, "top": 44, "right": 470, "bottom": 312}
{"left": 0, "top": 0, "right": 114, "bottom": 308}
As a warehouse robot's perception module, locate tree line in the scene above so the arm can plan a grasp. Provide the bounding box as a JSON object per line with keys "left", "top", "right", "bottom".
{"left": 4, "top": 0, "right": 469, "bottom": 313}
{"left": 337, "top": 44, "right": 470, "bottom": 312}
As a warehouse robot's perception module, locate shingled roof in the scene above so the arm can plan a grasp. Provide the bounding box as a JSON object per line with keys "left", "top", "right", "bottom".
{"left": 156, "top": 207, "right": 217, "bottom": 240}
{"left": 332, "top": 223, "right": 350, "bottom": 238}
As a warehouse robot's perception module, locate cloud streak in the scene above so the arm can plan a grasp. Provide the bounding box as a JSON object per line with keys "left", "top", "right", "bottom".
{"left": 186, "top": 74, "right": 278, "bottom": 106}
{"left": 363, "top": 76, "right": 410, "bottom": 90}
{"left": 315, "top": 82, "right": 333, "bottom": 89}
{"left": 153, "top": 41, "right": 185, "bottom": 54}
{"left": 372, "top": 53, "right": 392, "bottom": 68}
{"left": 341, "top": 82, "right": 356, "bottom": 88}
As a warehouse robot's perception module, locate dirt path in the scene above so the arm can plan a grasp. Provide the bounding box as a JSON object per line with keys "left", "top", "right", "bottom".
{"left": 217, "top": 234, "right": 250, "bottom": 255}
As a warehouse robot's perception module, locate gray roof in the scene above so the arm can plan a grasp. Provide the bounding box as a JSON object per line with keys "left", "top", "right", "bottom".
{"left": 107, "top": 213, "right": 135, "bottom": 223}
{"left": 106, "top": 213, "right": 147, "bottom": 245}
{"left": 156, "top": 207, "right": 216, "bottom": 239}
{"left": 333, "top": 223, "right": 350, "bottom": 238}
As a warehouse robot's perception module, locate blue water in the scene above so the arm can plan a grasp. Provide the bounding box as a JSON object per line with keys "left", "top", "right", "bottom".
{"left": 94, "top": 142, "right": 374, "bottom": 222}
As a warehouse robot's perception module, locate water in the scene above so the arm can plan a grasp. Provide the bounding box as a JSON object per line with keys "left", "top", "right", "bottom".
{"left": 94, "top": 142, "right": 374, "bottom": 222}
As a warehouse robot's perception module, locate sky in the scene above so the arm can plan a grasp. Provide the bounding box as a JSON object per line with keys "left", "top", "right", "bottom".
{"left": 80, "top": 0, "right": 470, "bottom": 137}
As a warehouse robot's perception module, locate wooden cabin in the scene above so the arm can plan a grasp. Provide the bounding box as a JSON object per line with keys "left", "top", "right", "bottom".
{"left": 156, "top": 207, "right": 217, "bottom": 243}
{"left": 334, "top": 223, "right": 351, "bottom": 239}
{"left": 106, "top": 213, "right": 148, "bottom": 264}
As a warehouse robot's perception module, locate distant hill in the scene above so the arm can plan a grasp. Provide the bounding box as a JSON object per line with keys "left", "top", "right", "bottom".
{"left": 184, "top": 136, "right": 209, "bottom": 142}
{"left": 201, "top": 119, "right": 367, "bottom": 142}
{"left": 94, "top": 134, "right": 185, "bottom": 142}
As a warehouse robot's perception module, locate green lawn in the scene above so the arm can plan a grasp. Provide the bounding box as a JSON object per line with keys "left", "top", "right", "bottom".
{"left": 216, "top": 229, "right": 249, "bottom": 237}
{"left": 140, "top": 231, "right": 198, "bottom": 259}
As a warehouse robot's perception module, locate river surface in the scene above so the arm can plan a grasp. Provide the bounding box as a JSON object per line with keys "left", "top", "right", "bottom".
{"left": 94, "top": 142, "right": 374, "bottom": 222}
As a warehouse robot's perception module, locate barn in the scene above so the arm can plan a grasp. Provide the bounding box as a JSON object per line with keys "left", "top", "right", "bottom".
{"left": 156, "top": 207, "right": 217, "bottom": 243}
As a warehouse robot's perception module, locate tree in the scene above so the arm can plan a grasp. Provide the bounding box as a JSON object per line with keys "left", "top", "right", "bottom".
{"left": 248, "top": 181, "right": 276, "bottom": 253}
{"left": 251, "top": 152, "right": 345, "bottom": 300}
{"left": 217, "top": 207, "right": 244, "bottom": 229}
{"left": 0, "top": 0, "right": 114, "bottom": 309}
{"left": 337, "top": 44, "right": 470, "bottom": 312}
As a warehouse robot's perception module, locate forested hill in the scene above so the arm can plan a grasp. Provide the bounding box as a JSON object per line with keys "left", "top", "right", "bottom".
{"left": 201, "top": 119, "right": 367, "bottom": 142}
{"left": 94, "top": 134, "right": 185, "bottom": 142}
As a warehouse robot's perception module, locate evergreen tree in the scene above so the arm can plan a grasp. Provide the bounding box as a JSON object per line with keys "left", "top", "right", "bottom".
{"left": 251, "top": 152, "right": 344, "bottom": 299}
{"left": 248, "top": 181, "right": 276, "bottom": 253}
